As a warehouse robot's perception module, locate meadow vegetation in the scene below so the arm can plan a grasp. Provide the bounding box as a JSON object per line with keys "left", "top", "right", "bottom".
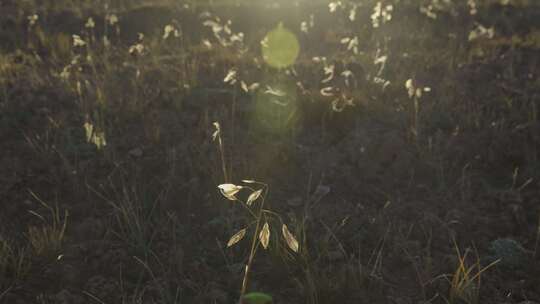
{"left": 0, "top": 0, "right": 539, "bottom": 303}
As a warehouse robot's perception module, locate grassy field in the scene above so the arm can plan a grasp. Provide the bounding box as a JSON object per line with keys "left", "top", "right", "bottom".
{"left": 1, "top": 0, "right": 539, "bottom": 303}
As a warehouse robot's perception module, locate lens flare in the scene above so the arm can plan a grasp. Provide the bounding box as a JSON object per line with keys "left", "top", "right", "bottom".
{"left": 253, "top": 74, "right": 299, "bottom": 135}
{"left": 262, "top": 22, "right": 300, "bottom": 69}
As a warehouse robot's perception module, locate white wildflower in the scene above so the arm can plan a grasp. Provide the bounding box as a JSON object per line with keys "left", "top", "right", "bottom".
{"left": 212, "top": 122, "right": 220, "bottom": 141}
{"left": 27, "top": 14, "right": 39, "bottom": 26}
{"left": 374, "top": 77, "right": 391, "bottom": 90}
{"left": 342, "top": 36, "right": 358, "bottom": 54}
{"left": 106, "top": 14, "right": 119, "bottom": 26}
{"left": 322, "top": 64, "right": 335, "bottom": 83}
{"left": 85, "top": 17, "right": 95, "bottom": 29}
{"left": 202, "top": 39, "right": 212, "bottom": 49}
{"left": 260, "top": 36, "right": 269, "bottom": 48}
{"left": 329, "top": 1, "right": 342, "bottom": 13}
{"left": 59, "top": 66, "right": 70, "bottom": 80}
{"left": 320, "top": 87, "right": 335, "bottom": 97}
{"left": 163, "top": 25, "right": 175, "bottom": 39}
{"left": 341, "top": 70, "right": 353, "bottom": 87}
{"left": 420, "top": 5, "right": 437, "bottom": 19}
{"left": 300, "top": 21, "right": 308, "bottom": 33}
{"left": 349, "top": 5, "right": 357, "bottom": 22}
{"left": 468, "top": 0, "right": 477, "bottom": 15}
{"left": 249, "top": 83, "right": 260, "bottom": 91}
{"left": 72, "top": 35, "right": 86, "bottom": 47}
{"left": 405, "top": 79, "right": 415, "bottom": 98}
{"left": 224, "top": 20, "right": 232, "bottom": 35}
{"left": 129, "top": 43, "right": 145, "bottom": 55}
{"left": 371, "top": 2, "right": 393, "bottom": 28}
{"left": 203, "top": 20, "right": 223, "bottom": 35}
{"left": 468, "top": 23, "right": 495, "bottom": 41}
{"left": 230, "top": 32, "right": 244, "bottom": 43}
{"left": 223, "top": 69, "right": 237, "bottom": 85}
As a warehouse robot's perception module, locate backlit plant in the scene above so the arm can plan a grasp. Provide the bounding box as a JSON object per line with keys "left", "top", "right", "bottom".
{"left": 217, "top": 180, "right": 299, "bottom": 303}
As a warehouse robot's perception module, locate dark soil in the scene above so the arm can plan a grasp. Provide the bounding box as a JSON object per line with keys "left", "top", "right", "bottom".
{"left": 1, "top": 1, "right": 540, "bottom": 304}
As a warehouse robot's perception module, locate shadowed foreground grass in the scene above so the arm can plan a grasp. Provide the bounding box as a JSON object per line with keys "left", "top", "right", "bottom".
{"left": 1, "top": 1, "right": 539, "bottom": 303}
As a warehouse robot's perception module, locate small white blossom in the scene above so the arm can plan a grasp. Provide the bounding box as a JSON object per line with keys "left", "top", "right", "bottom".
{"left": 223, "top": 69, "right": 237, "bottom": 85}
{"left": 71, "top": 55, "right": 80, "bottom": 65}
{"left": 85, "top": 17, "right": 95, "bottom": 29}
{"left": 349, "top": 5, "right": 357, "bottom": 21}
{"left": 322, "top": 64, "right": 335, "bottom": 83}
{"left": 59, "top": 66, "right": 70, "bottom": 80}
{"left": 203, "top": 20, "right": 223, "bottom": 35}
{"left": 341, "top": 70, "right": 353, "bottom": 87}
{"left": 300, "top": 21, "right": 308, "bottom": 33}
{"left": 341, "top": 36, "right": 358, "bottom": 54}
{"left": 212, "top": 122, "right": 221, "bottom": 141}
{"left": 328, "top": 1, "right": 342, "bottom": 13}
{"left": 163, "top": 24, "right": 180, "bottom": 40}
{"left": 163, "top": 25, "right": 174, "bottom": 39}
{"left": 420, "top": 5, "right": 437, "bottom": 19}
{"left": 320, "top": 87, "right": 336, "bottom": 97}
{"left": 129, "top": 43, "right": 145, "bottom": 55}
{"left": 371, "top": 2, "right": 393, "bottom": 28}
{"left": 260, "top": 36, "right": 269, "bottom": 48}
{"left": 468, "top": 0, "right": 478, "bottom": 15}
{"left": 230, "top": 32, "right": 244, "bottom": 43}
{"left": 224, "top": 20, "right": 232, "bottom": 35}
{"left": 405, "top": 79, "right": 429, "bottom": 98}
{"left": 72, "top": 35, "right": 86, "bottom": 47}
{"left": 240, "top": 82, "right": 259, "bottom": 93}
{"left": 405, "top": 79, "right": 415, "bottom": 98}
{"left": 27, "top": 14, "right": 39, "bottom": 26}
{"left": 374, "top": 77, "right": 391, "bottom": 90}
{"left": 468, "top": 23, "right": 495, "bottom": 41}
{"left": 106, "top": 14, "right": 119, "bottom": 26}
{"left": 374, "top": 55, "right": 387, "bottom": 65}
{"left": 202, "top": 39, "right": 212, "bottom": 49}
{"left": 248, "top": 83, "right": 260, "bottom": 91}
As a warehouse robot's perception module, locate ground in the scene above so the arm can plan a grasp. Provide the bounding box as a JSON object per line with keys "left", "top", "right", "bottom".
{"left": 1, "top": 0, "right": 540, "bottom": 303}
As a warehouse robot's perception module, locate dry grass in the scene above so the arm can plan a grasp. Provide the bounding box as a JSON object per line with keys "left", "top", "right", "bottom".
{"left": 0, "top": 0, "right": 539, "bottom": 303}
{"left": 447, "top": 242, "right": 499, "bottom": 304}
{"left": 26, "top": 191, "right": 68, "bottom": 258}
{"left": 0, "top": 237, "right": 31, "bottom": 293}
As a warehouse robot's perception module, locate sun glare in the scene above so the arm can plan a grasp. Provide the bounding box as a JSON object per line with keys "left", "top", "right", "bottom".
{"left": 261, "top": 22, "right": 300, "bottom": 69}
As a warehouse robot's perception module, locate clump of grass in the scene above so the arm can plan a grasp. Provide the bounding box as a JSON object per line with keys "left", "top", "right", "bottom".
{"left": 0, "top": 237, "right": 31, "bottom": 293}
{"left": 26, "top": 191, "right": 68, "bottom": 258}
{"left": 89, "top": 176, "right": 161, "bottom": 257}
{"left": 447, "top": 242, "right": 499, "bottom": 304}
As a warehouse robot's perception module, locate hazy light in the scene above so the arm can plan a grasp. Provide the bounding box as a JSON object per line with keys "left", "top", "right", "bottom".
{"left": 253, "top": 74, "right": 299, "bottom": 135}
{"left": 261, "top": 22, "right": 300, "bottom": 69}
